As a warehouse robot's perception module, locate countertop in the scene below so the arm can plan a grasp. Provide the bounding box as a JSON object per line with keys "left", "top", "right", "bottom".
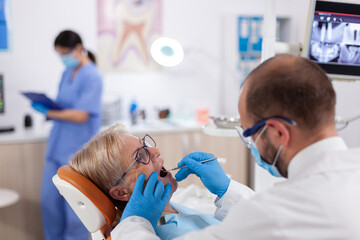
{"left": 0, "top": 120, "right": 203, "bottom": 145}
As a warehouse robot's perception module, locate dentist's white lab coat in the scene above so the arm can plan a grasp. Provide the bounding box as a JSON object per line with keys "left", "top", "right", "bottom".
{"left": 111, "top": 137, "right": 360, "bottom": 239}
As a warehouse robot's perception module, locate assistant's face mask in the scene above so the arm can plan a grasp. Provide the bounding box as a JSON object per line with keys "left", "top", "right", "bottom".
{"left": 251, "top": 126, "right": 283, "bottom": 178}
{"left": 61, "top": 52, "right": 80, "bottom": 68}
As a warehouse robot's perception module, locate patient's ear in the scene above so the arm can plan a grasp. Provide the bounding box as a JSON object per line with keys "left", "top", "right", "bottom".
{"left": 109, "top": 185, "right": 132, "bottom": 202}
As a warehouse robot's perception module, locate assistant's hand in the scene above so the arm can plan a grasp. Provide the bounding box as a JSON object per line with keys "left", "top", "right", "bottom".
{"left": 120, "top": 172, "right": 172, "bottom": 230}
{"left": 31, "top": 102, "right": 49, "bottom": 115}
{"left": 175, "top": 152, "right": 230, "bottom": 198}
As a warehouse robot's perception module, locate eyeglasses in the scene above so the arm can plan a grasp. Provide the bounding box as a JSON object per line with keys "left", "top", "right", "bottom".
{"left": 235, "top": 116, "right": 296, "bottom": 148}
{"left": 121, "top": 134, "right": 156, "bottom": 180}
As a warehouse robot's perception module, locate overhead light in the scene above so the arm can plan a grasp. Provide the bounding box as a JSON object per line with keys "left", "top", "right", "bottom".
{"left": 150, "top": 37, "right": 184, "bottom": 67}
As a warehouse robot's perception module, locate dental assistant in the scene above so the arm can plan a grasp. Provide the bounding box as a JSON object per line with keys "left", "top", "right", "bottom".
{"left": 112, "top": 55, "right": 360, "bottom": 239}
{"left": 31, "top": 30, "right": 103, "bottom": 240}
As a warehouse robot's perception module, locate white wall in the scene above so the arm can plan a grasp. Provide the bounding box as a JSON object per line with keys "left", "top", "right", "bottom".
{"left": 0, "top": 0, "right": 315, "bottom": 131}
{"left": 0, "top": 0, "right": 97, "bottom": 129}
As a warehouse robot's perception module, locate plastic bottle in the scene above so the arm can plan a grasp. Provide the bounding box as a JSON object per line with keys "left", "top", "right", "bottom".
{"left": 130, "top": 100, "right": 138, "bottom": 125}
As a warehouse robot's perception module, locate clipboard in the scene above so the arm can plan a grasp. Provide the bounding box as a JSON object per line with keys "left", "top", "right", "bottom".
{"left": 21, "top": 92, "right": 63, "bottom": 110}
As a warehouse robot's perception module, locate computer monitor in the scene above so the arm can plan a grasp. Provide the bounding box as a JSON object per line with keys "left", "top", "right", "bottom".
{"left": 0, "top": 74, "right": 4, "bottom": 113}
{"left": 303, "top": 0, "right": 360, "bottom": 80}
{"left": 0, "top": 73, "right": 14, "bottom": 133}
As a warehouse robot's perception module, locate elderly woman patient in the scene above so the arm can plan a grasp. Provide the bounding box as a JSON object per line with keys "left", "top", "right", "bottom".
{"left": 70, "top": 124, "right": 220, "bottom": 239}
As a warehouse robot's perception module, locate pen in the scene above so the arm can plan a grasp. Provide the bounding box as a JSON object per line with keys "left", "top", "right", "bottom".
{"left": 167, "top": 157, "right": 217, "bottom": 172}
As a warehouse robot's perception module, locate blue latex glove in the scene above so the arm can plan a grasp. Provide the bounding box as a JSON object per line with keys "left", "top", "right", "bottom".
{"left": 31, "top": 102, "right": 49, "bottom": 115}
{"left": 175, "top": 152, "right": 230, "bottom": 198}
{"left": 120, "top": 172, "right": 172, "bottom": 230}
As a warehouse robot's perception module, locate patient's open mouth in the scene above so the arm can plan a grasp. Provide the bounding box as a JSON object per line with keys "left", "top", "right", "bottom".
{"left": 160, "top": 167, "right": 168, "bottom": 178}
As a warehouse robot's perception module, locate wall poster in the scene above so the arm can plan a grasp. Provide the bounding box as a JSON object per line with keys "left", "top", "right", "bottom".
{"left": 97, "top": 0, "right": 162, "bottom": 72}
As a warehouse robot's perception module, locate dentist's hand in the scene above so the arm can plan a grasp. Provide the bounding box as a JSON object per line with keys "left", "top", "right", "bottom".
{"left": 120, "top": 172, "right": 172, "bottom": 230}
{"left": 31, "top": 102, "right": 49, "bottom": 115}
{"left": 175, "top": 152, "right": 230, "bottom": 198}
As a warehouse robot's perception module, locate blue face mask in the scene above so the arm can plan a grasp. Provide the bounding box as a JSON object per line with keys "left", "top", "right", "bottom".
{"left": 61, "top": 53, "right": 80, "bottom": 68}
{"left": 251, "top": 126, "right": 283, "bottom": 177}
{"left": 251, "top": 144, "right": 282, "bottom": 177}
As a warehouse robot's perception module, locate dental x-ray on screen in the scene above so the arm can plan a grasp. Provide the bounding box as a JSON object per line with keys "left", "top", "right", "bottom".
{"left": 304, "top": 0, "right": 360, "bottom": 80}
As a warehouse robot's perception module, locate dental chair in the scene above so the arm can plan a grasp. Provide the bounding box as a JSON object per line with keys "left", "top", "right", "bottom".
{"left": 52, "top": 165, "right": 116, "bottom": 240}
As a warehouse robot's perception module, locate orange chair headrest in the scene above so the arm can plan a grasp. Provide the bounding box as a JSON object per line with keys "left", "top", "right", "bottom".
{"left": 57, "top": 165, "right": 116, "bottom": 226}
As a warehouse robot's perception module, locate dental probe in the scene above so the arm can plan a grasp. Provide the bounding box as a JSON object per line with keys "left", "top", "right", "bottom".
{"left": 168, "top": 157, "right": 217, "bottom": 172}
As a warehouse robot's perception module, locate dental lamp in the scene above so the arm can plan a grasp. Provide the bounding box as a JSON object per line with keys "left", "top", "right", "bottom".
{"left": 150, "top": 37, "right": 184, "bottom": 67}
{"left": 149, "top": 36, "right": 241, "bottom": 136}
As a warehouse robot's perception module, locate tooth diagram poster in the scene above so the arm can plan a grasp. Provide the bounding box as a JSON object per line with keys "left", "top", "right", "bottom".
{"left": 97, "top": 0, "right": 162, "bottom": 72}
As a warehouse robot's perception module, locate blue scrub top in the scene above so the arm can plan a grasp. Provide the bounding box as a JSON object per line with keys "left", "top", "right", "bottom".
{"left": 46, "top": 62, "right": 103, "bottom": 164}
{"left": 156, "top": 202, "right": 221, "bottom": 240}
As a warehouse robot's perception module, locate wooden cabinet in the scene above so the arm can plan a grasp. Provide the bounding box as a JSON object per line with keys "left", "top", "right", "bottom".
{"left": 133, "top": 131, "right": 249, "bottom": 188}
{"left": 0, "top": 130, "right": 249, "bottom": 240}
{"left": 0, "top": 142, "right": 46, "bottom": 240}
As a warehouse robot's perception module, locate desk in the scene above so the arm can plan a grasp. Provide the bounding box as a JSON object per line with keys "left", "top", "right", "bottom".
{"left": 0, "top": 188, "right": 19, "bottom": 208}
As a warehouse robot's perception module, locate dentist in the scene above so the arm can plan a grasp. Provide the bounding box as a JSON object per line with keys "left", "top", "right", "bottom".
{"left": 112, "top": 55, "right": 360, "bottom": 239}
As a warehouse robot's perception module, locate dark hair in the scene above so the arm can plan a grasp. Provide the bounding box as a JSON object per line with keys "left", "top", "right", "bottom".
{"left": 245, "top": 55, "right": 336, "bottom": 131}
{"left": 54, "top": 30, "right": 96, "bottom": 64}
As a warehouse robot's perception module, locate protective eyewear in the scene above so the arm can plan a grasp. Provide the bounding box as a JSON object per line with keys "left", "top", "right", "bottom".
{"left": 58, "top": 47, "right": 76, "bottom": 57}
{"left": 235, "top": 116, "right": 296, "bottom": 148}
{"left": 121, "top": 134, "right": 156, "bottom": 179}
